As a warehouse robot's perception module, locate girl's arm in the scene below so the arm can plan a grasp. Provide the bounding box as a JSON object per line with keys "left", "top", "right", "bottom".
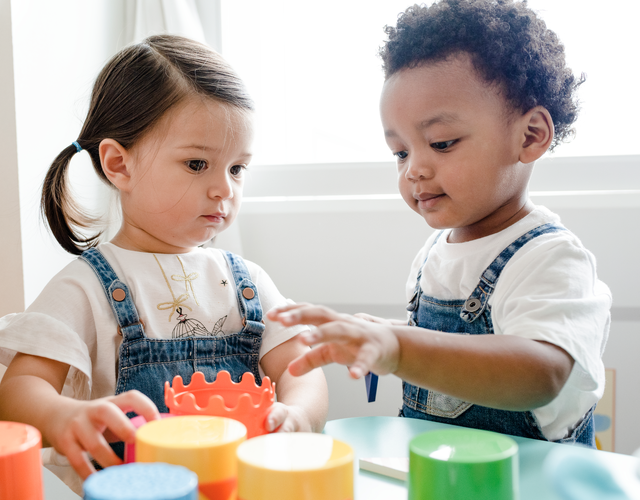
{"left": 0, "top": 353, "right": 159, "bottom": 479}
{"left": 268, "top": 304, "right": 574, "bottom": 412}
{"left": 260, "top": 335, "right": 328, "bottom": 433}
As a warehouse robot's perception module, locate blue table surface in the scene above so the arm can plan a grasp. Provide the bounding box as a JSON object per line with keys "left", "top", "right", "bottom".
{"left": 322, "top": 416, "right": 640, "bottom": 500}
{"left": 43, "top": 415, "right": 639, "bottom": 500}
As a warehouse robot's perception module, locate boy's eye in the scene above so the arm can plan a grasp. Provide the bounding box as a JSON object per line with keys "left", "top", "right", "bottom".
{"left": 230, "top": 164, "right": 246, "bottom": 176}
{"left": 186, "top": 160, "right": 208, "bottom": 172}
{"left": 394, "top": 151, "right": 408, "bottom": 160}
{"left": 431, "top": 140, "right": 456, "bottom": 151}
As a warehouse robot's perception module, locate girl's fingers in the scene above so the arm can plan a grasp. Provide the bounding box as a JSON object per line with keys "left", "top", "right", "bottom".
{"left": 110, "top": 390, "right": 160, "bottom": 430}
{"left": 75, "top": 419, "right": 122, "bottom": 470}
{"left": 265, "top": 403, "right": 287, "bottom": 432}
{"left": 63, "top": 441, "right": 96, "bottom": 480}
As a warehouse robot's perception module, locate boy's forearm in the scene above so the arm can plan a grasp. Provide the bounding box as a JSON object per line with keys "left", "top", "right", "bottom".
{"left": 391, "top": 326, "right": 574, "bottom": 411}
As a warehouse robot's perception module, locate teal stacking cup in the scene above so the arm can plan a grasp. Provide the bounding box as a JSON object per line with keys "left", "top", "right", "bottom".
{"left": 83, "top": 462, "right": 198, "bottom": 500}
{"left": 408, "top": 428, "right": 519, "bottom": 500}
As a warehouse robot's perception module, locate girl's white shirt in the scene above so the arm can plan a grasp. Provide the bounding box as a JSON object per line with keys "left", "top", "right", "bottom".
{"left": 406, "top": 205, "right": 611, "bottom": 442}
{"left": 0, "top": 244, "right": 307, "bottom": 493}
{"left": 0, "top": 243, "right": 307, "bottom": 399}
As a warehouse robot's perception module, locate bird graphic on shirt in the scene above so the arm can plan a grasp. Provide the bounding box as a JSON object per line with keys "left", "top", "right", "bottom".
{"left": 171, "top": 307, "right": 227, "bottom": 338}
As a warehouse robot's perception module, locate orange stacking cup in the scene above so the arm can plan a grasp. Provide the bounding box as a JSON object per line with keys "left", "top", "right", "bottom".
{"left": 237, "top": 433, "right": 354, "bottom": 500}
{"left": 165, "top": 371, "right": 275, "bottom": 438}
{"left": 135, "top": 415, "right": 247, "bottom": 500}
{"left": 0, "top": 422, "right": 43, "bottom": 500}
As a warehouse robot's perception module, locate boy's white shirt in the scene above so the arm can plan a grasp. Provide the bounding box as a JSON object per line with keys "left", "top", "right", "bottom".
{"left": 406, "top": 205, "right": 611, "bottom": 442}
{"left": 0, "top": 243, "right": 307, "bottom": 494}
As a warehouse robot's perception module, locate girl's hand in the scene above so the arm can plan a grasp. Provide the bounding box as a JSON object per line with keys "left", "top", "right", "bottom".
{"left": 46, "top": 390, "right": 160, "bottom": 479}
{"left": 267, "top": 304, "right": 401, "bottom": 380}
{"left": 264, "top": 402, "right": 312, "bottom": 433}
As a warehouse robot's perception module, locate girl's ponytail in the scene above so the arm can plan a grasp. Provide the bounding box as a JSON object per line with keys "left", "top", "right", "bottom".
{"left": 41, "top": 143, "right": 101, "bottom": 255}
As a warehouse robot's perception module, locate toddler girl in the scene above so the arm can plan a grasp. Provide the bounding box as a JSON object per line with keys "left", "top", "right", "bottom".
{"left": 0, "top": 34, "right": 328, "bottom": 493}
{"left": 269, "top": 0, "right": 610, "bottom": 448}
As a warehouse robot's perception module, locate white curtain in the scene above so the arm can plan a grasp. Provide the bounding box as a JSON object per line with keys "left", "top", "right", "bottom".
{"left": 123, "top": 0, "right": 222, "bottom": 52}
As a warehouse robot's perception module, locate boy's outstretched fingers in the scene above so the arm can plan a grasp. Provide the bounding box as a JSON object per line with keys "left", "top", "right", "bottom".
{"left": 268, "top": 304, "right": 347, "bottom": 327}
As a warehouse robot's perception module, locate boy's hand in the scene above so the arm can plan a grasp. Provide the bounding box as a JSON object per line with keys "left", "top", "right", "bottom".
{"left": 267, "top": 304, "right": 400, "bottom": 379}
{"left": 46, "top": 390, "right": 160, "bottom": 479}
{"left": 264, "top": 402, "right": 312, "bottom": 433}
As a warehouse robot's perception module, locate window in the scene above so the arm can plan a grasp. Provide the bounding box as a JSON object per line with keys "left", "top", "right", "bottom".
{"left": 221, "top": 0, "right": 640, "bottom": 166}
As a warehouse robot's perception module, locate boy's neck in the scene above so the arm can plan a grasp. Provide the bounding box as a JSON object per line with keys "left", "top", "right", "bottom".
{"left": 447, "top": 198, "right": 535, "bottom": 244}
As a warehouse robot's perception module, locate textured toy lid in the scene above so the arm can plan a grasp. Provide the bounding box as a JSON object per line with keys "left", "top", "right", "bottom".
{"left": 237, "top": 433, "right": 353, "bottom": 471}
{"left": 136, "top": 415, "right": 246, "bottom": 448}
{"left": 83, "top": 463, "right": 198, "bottom": 500}
{"left": 410, "top": 428, "right": 518, "bottom": 463}
{"left": 0, "top": 421, "right": 41, "bottom": 456}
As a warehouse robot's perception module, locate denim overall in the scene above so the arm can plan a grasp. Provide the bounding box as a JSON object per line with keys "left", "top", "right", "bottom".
{"left": 400, "top": 223, "right": 596, "bottom": 447}
{"left": 80, "top": 248, "right": 265, "bottom": 457}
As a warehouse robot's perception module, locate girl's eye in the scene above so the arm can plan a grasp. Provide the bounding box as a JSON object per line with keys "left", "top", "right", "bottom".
{"left": 394, "top": 151, "right": 408, "bottom": 160}
{"left": 186, "top": 160, "right": 208, "bottom": 172}
{"left": 230, "top": 164, "right": 246, "bottom": 176}
{"left": 431, "top": 140, "right": 456, "bottom": 151}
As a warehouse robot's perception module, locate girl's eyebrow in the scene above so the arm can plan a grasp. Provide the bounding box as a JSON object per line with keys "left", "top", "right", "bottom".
{"left": 177, "top": 145, "right": 220, "bottom": 151}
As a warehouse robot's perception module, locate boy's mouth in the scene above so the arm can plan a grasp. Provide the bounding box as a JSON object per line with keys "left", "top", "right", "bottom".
{"left": 414, "top": 192, "right": 445, "bottom": 210}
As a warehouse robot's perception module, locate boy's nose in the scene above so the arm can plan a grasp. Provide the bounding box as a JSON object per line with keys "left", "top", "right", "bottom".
{"left": 405, "top": 156, "right": 435, "bottom": 181}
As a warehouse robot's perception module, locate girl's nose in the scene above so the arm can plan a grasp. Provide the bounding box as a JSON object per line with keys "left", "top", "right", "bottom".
{"left": 207, "top": 171, "right": 234, "bottom": 200}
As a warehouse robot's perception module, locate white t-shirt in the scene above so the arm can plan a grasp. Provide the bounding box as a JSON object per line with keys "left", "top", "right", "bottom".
{"left": 0, "top": 244, "right": 307, "bottom": 493}
{"left": 0, "top": 243, "right": 307, "bottom": 397}
{"left": 405, "top": 206, "right": 611, "bottom": 441}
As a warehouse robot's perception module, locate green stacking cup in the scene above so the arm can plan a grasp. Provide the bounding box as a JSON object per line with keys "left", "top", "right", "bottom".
{"left": 408, "top": 428, "right": 519, "bottom": 500}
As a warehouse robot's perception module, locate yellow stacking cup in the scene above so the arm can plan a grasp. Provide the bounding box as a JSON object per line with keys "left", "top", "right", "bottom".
{"left": 237, "top": 433, "right": 354, "bottom": 500}
{"left": 135, "top": 415, "right": 247, "bottom": 500}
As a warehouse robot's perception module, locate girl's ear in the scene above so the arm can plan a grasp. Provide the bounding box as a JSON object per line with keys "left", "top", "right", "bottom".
{"left": 100, "top": 139, "right": 133, "bottom": 191}
{"left": 519, "top": 106, "right": 554, "bottom": 164}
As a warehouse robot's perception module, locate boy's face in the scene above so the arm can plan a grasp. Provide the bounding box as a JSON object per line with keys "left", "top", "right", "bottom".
{"left": 380, "top": 53, "right": 534, "bottom": 242}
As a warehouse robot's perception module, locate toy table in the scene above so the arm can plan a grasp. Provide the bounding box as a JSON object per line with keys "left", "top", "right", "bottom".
{"left": 322, "top": 416, "right": 640, "bottom": 500}
{"left": 42, "top": 416, "right": 640, "bottom": 500}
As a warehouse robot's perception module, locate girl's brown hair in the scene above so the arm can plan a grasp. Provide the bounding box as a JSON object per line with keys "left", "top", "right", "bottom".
{"left": 42, "top": 34, "right": 254, "bottom": 255}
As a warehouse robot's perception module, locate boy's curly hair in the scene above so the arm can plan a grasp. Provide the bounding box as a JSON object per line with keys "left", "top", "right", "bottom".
{"left": 380, "top": 0, "right": 584, "bottom": 150}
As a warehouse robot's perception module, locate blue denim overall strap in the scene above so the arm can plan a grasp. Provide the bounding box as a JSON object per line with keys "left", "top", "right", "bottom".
{"left": 79, "top": 248, "right": 265, "bottom": 410}
{"left": 401, "top": 223, "right": 596, "bottom": 447}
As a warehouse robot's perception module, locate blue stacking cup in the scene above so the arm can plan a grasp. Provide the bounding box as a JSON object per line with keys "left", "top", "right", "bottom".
{"left": 83, "top": 462, "right": 198, "bottom": 500}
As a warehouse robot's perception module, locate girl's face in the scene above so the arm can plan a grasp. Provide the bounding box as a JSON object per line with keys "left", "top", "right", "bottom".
{"left": 115, "top": 97, "right": 253, "bottom": 253}
{"left": 380, "top": 53, "right": 536, "bottom": 243}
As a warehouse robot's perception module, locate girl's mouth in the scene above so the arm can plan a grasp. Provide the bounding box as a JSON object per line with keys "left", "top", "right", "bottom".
{"left": 203, "top": 213, "right": 226, "bottom": 223}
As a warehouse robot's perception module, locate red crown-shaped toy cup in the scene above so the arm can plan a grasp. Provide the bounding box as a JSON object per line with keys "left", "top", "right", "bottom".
{"left": 165, "top": 371, "right": 275, "bottom": 438}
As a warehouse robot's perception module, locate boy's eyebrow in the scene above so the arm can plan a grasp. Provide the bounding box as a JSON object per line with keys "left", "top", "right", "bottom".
{"left": 418, "top": 112, "right": 461, "bottom": 130}
{"left": 384, "top": 112, "right": 461, "bottom": 138}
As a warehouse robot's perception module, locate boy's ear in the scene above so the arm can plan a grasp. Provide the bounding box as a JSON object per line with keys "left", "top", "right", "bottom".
{"left": 519, "top": 106, "right": 554, "bottom": 164}
{"left": 99, "top": 139, "right": 133, "bottom": 192}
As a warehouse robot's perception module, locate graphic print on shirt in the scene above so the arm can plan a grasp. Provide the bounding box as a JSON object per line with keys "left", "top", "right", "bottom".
{"left": 154, "top": 254, "right": 193, "bottom": 322}
{"left": 172, "top": 307, "right": 228, "bottom": 338}
{"left": 171, "top": 255, "right": 200, "bottom": 305}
